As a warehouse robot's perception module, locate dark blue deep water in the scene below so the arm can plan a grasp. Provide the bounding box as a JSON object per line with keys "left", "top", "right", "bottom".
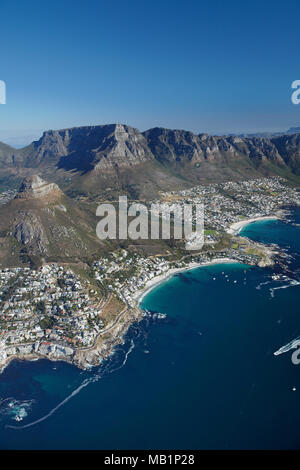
{"left": 0, "top": 208, "right": 300, "bottom": 449}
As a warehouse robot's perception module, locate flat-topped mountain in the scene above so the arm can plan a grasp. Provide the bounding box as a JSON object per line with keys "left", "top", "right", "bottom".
{"left": 0, "top": 123, "right": 299, "bottom": 198}
{"left": 20, "top": 124, "right": 154, "bottom": 172}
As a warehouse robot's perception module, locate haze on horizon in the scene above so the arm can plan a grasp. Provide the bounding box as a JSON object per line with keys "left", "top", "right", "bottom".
{"left": 1, "top": 0, "right": 300, "bottom": 146}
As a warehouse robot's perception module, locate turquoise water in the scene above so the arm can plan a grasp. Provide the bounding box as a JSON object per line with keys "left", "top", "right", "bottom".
{"left": 0, "top": 209, "right": 300, "bottom": 449}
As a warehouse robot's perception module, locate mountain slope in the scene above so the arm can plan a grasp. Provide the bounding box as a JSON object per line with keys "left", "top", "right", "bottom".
{"left": 0, "top": 175, "right": 190, "bottom": 267}
{"left": 143, "top": 128, "right": 290, "bottom": 184}
{"left": 271, "top": 134, "right": 300, "bottom": 175}
{"left": 0, "top": 124, "right": 299, "bottom": 198}
{"left": 0, "top": 176, "right": 104, "bottom": 267}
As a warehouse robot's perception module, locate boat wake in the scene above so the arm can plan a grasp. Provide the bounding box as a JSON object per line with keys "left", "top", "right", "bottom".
{"left": 6, "top": 316, "right": 151, "bottom": 430}
{"left": 274, "top": 336, "right": 300, "bottom": 356}
{"left": 256, "top": 280, "right": 272, "bottom": 290}
{"left": 270, "top": 279, "right": 300, "bottom": 298}
{"left": 6, "top": 340, "right": 136, "bottom": 430}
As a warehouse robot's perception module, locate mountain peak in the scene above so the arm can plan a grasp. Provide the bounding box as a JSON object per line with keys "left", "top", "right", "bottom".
{"left": 16, "top": 175, "right": 62, "bottom": 200}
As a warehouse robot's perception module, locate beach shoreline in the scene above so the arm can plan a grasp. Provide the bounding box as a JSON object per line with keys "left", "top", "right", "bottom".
{"left": 133, "top": 258, "right": 240, "bottom": 305}
{"left": 0, "top": 214, "right": 286, "bottom": 375}
{"left": 226, "top": 215, "right": 280, "bottom": 235}
{"left": 0, "top": 212, "right": 285, "bottom": 374}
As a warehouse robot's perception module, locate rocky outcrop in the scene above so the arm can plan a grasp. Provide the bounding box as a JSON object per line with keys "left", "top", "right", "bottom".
{"left": 14, "top": 211, "right": 49, "bottom": 253}
{"left": 92, "top": 123, "right": 154, "bottom": 171}
{"left": 16, "top": 175, "right": 61, "bottom": 199}
{"left": 74, "top": 307, "right": 142, "bottom": 369}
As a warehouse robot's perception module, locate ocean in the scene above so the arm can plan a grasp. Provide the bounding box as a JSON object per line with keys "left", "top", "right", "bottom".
{"left": 0, "top": 208, "right": 300, "bottom": 449}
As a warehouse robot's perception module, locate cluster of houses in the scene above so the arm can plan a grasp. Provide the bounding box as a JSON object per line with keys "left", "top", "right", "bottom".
{"left": 93, "top": 252, "right": 172, "bottom": 307}
{"left": 159, "top": 177, "right": 300, "bottom": 232}
{"left": 92, "top": 246, "right": 267, "bottom": 308}
{"left": 91, "top": 177, "right": 298, "bottom": 306}
{"left": 0, "top": 264, "right": 104, "bottom": 364}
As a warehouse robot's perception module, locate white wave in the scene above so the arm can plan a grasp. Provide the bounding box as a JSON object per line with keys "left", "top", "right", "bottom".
{"left": 0, "top": 398, "right": 34, "bottom": 423}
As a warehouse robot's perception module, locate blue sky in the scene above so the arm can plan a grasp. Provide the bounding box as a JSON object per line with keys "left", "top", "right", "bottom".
{"left": 1, "top": 0, "right": 300, "bottom": 145}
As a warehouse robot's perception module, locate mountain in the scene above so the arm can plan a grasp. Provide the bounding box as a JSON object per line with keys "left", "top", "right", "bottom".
{"left": 270, "top": 133, "right": 300, "bottom": 175}
{"left": 1, "top": 133, "right": 43, "bottom": 149}
{"left": 283, "top": 127, "right": 300, "bottom": 135}
{"left": 16, "top": 175, "right": 62, "bottom": 200}
{"left": 0, "top": 175, "right": 189, "bottom": 267}
{"left": 143, "top": 128, "right": 288, "bottom": 183}
{"left": 18, "top": 124, "right": 153, "bottom": 171}
{"left": 235, "top": 126, "right": 300, "bottom": 138}
{"left": 0, "top": 175, "right": 104, "bottom": 267}
{"left": 0, "top": 124, "right": 193, "bottom": 199}
{"left": 0, "top": 124, "right": 299, "bottom": 198}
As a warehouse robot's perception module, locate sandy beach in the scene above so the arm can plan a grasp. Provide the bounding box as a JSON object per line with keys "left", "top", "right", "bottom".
{"left": 133, "top": 258, "right": 239, "bottom": 305}
{"left": 226, "top": 215, "right": 279, "bottom": 235}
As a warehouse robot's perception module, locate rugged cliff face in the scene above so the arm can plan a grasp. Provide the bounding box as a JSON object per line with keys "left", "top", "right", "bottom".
{"left": 20, "top": 124, "right": 154, "bottom": 172}
{"left": 142, "top": 127, "right": 294, "bottom": 187}
{"left": 3, "top": 123, "right": 298, "bottom": 173}
{"left": 0, "top": 124, "right": 299, "bottom": 197}
{"left": 143, "top": 128, "right": 286, "bottom": 167}
{"left": 271, "top": 133, "right": 300, "bottom": 175}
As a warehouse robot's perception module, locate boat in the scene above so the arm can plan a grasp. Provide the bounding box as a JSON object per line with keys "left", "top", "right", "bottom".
{"left": 157, "top": 313, "right": 167, "bottom": 319}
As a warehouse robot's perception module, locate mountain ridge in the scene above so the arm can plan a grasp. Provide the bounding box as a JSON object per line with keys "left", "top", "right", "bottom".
{"left": 0, "top": 123, "right": 299, "bottom": 197}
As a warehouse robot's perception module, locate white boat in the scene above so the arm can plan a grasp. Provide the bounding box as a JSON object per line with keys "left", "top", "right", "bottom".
{"left": 157, "top": 313, "right": 167, "bottom": 319}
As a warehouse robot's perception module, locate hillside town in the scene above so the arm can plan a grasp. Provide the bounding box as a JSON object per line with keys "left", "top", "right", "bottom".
{"left": 157, "top": 177, "right": 300, "bottom": 235}
{"left": 0, "top": 264, "right": 105, "bottom": 368}
{"left": 0, "top": 176, "right": 298, "bottom": 371}
{"left": 92, "top": 242, "right": 280, "bottom": 309}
